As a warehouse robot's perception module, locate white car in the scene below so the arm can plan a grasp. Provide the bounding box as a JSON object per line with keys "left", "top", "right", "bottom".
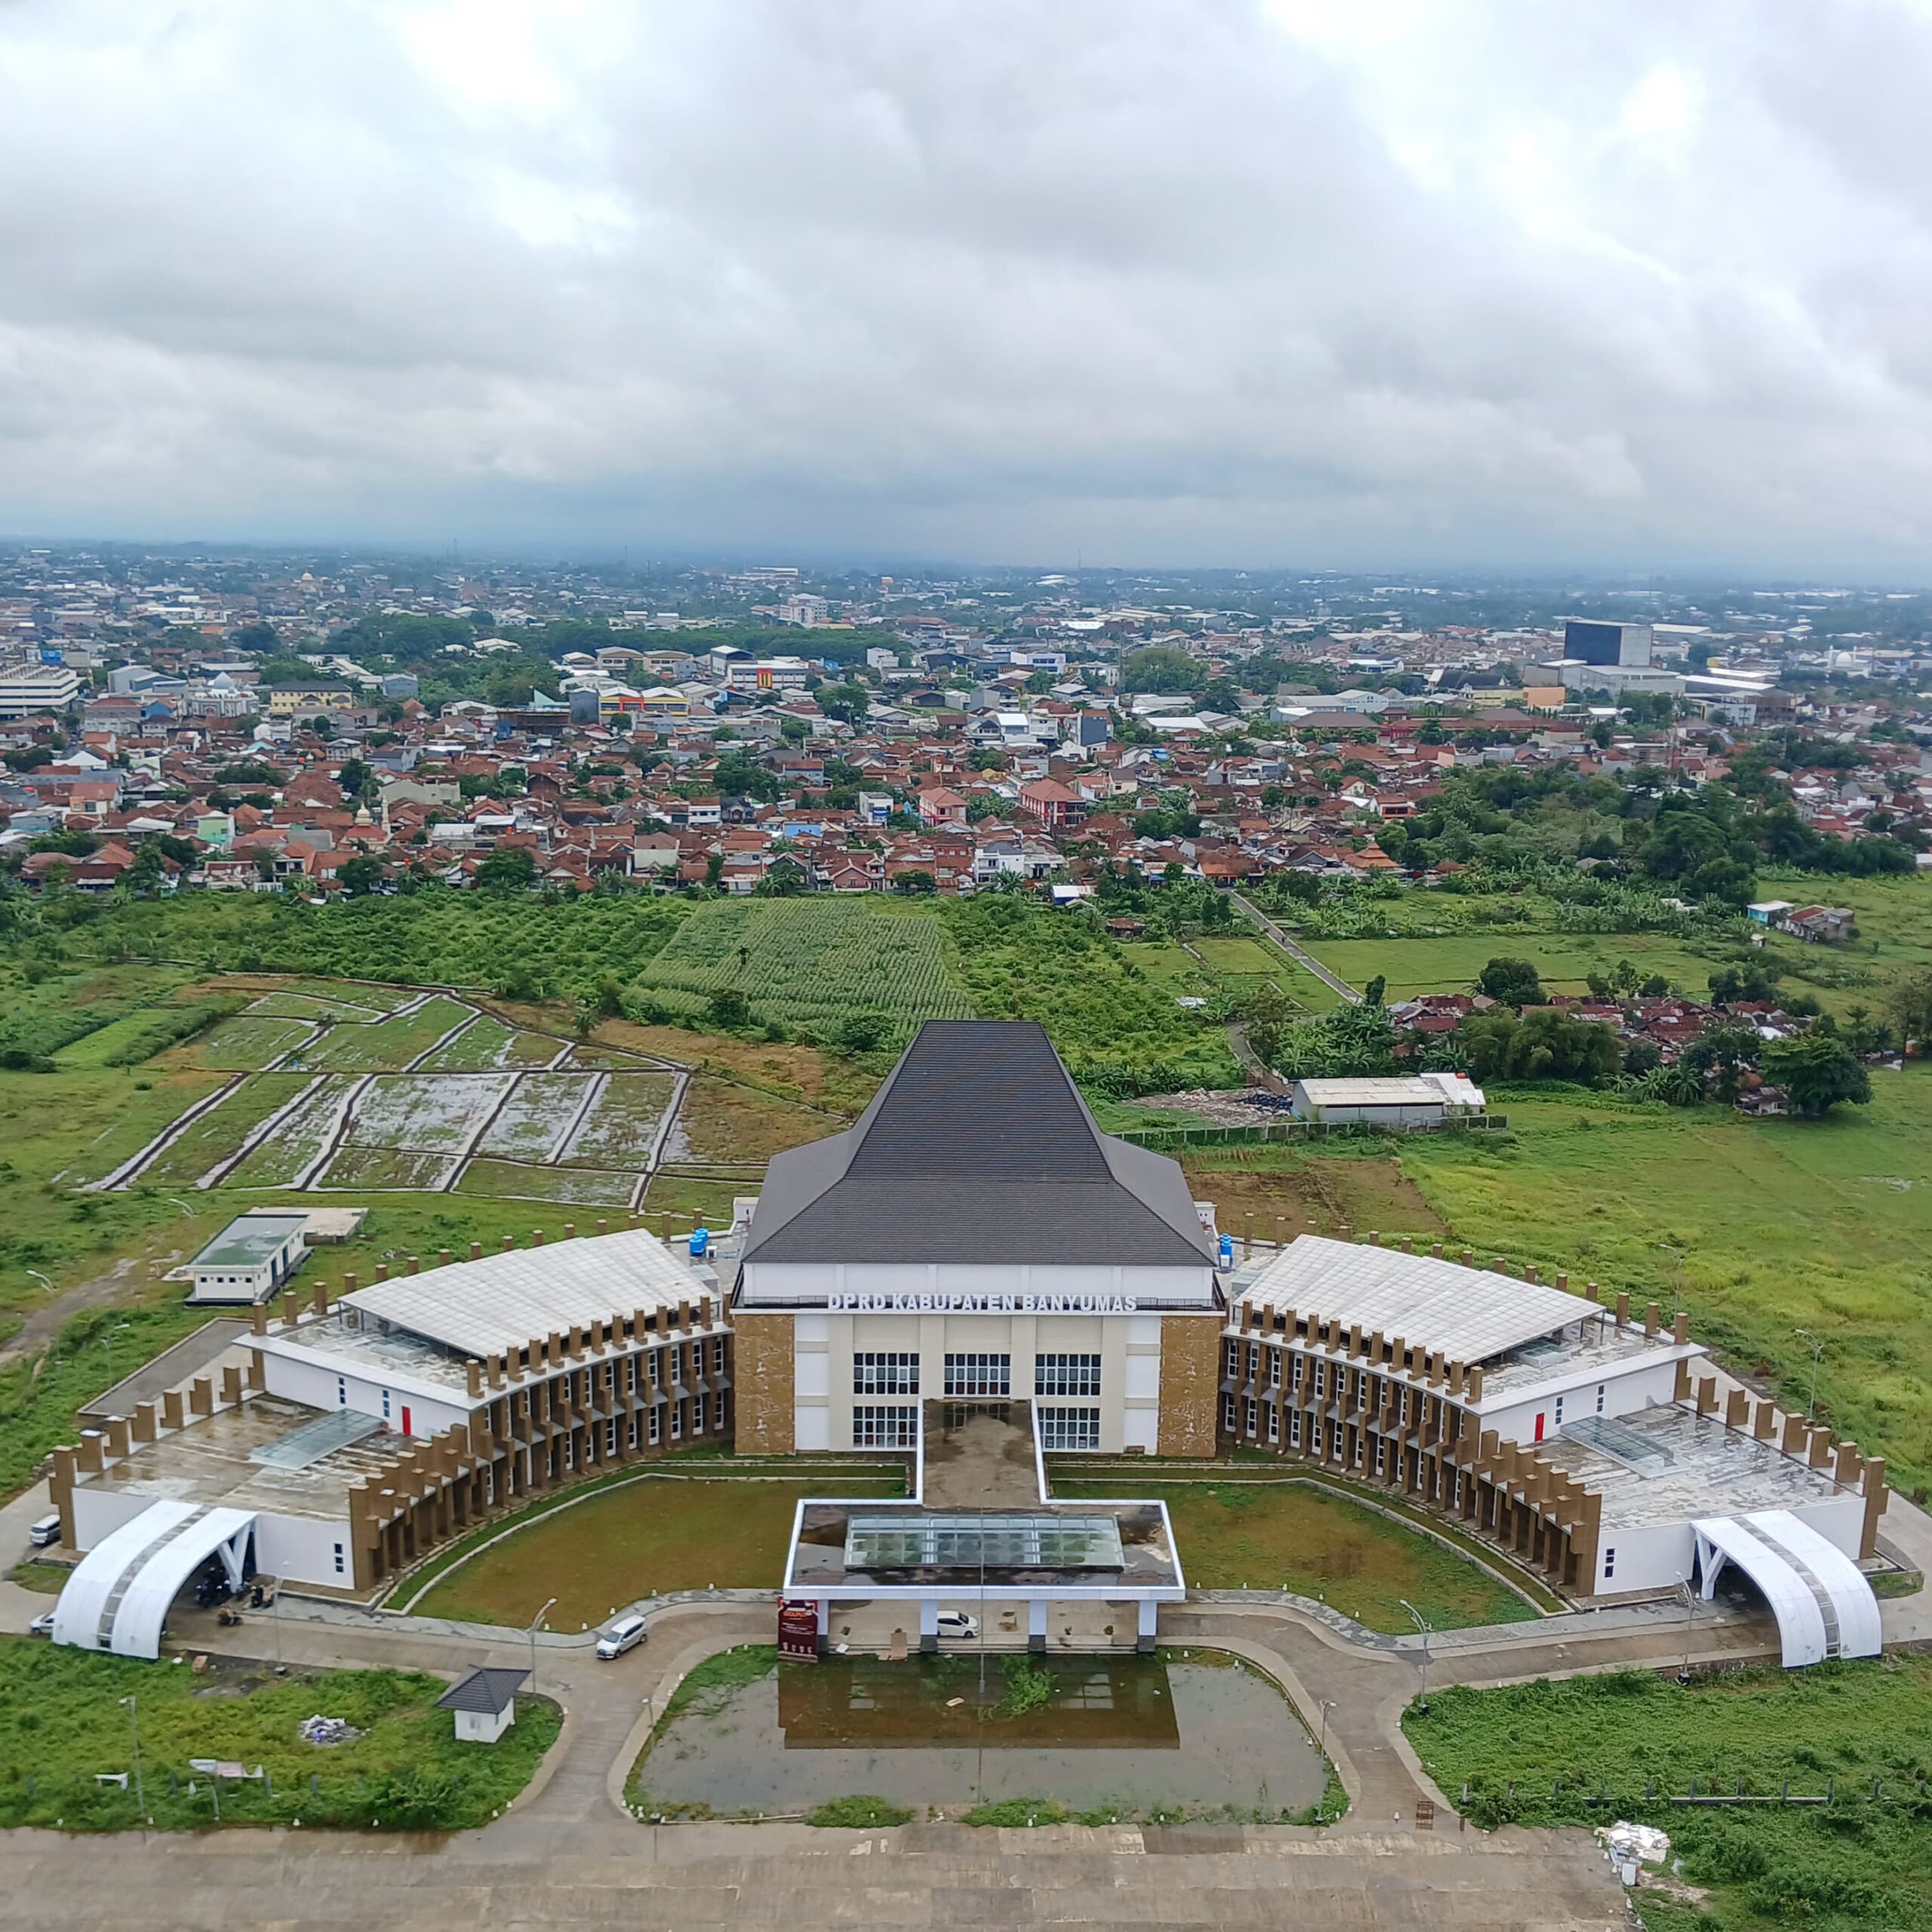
{"left": 29, "top": 1611, "right": 55, "bottom": 1638}
{"left": 933, "top": 1611, "right": 979, "bottom": 1641}
{"left": 595, "top": 1613, "right": 648, "bottom": 1660}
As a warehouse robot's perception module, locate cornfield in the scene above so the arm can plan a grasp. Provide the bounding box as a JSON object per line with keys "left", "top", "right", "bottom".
{"left": 635, "top": 900, "right": 974, "bottom": 1031}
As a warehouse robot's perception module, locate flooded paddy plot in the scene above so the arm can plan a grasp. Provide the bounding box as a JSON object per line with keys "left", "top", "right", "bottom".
{"left": 633, "top": 1650, "right": 1328, "bottom": 1822}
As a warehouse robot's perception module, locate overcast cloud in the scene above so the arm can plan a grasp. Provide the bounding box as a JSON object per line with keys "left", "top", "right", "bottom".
{"left": 4, "top": 0, "right": 1932, "bottom": 571}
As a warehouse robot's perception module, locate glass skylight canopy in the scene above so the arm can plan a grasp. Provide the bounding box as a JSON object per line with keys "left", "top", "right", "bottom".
{"left": 844, "top": 1514, "right": 1124, "bottom": 1572}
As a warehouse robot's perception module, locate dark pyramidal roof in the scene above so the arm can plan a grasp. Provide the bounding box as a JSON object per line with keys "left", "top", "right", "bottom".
{"left": 741, "top": 1020, "right": 1217, "bottom": 1267}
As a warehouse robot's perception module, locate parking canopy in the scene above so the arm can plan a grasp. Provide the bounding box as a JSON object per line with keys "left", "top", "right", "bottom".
{"left": 53, "top": 1500, "right": 257, "bottom": 1660}
{"left": 1693, "top": 1510, "right": 1881, "bottom": 1669}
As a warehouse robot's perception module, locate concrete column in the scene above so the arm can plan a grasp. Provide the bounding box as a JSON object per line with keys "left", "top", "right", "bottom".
{"left": 132, "top": 1401, "right": 157, "bottom": 1444}
{"left": 918, "top": 1598, "right": 939, "bottom": 1655}
{"left": 189, "top": 1377, "right": 214, "bottom": 1417}
{"left": 1028, "top": 1598, "right": 1048, "bottom": 1656}
{"left": 104, "top": 1417, "right": 131, "bottom": 1459}
{"left": 162, "top": 1389, "right": 184, "bottom": 1429}
{"left": 816, "top": 1597, "right": 830, "bottom": 1660}
{"left": 220, "top": 1364, "right": 242, "bottom": 1406}
{"left": 1137, "top": 1598, "right": 1158, "bottom": 1654}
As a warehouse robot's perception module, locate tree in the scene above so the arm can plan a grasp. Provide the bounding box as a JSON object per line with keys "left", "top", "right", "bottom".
{"left": 1362, "top": 974, "right": 1386, "bottom": 1008}
{"left": 1460, "top": 1009, "right": 1622, "bottom": 1084}
{"left": 1684, "top": 1019, "right": 1762, "bottom": 1104}
{"left": 891, "top": 869, "right": 937, "bottom": 895}
{"left": 1119, "top": 647, "right": 1205, "bottom": 695}
{"left": 1761, "top": 1033, "right": 1871, "bottom": 1117}
{"left": 1241, "top": 984, "right": 1300, "bottom": 1065}
{"left": 335, "top": 757, "right": 376, "bottom": 803}
{"left": 706, "top": 988, "right": 752, "bottom": 1031}
{"left": 336, "top": 855, "right": 385, "bottom": 897}
{"left": 474, "top": 845, "right": 537, "bottom": 893}
{"left": 1477, "top": 956, "right": 1544, "bottom": 1009}
{"left": 1885, "top": 964, "right": 1932, "bottom": 1052}
{"left": 831, "top": 1011, "right": 891, "bottom": 1055}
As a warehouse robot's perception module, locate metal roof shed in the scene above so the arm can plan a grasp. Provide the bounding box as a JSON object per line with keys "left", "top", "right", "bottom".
{"left": 436, "top": 1666, "right": 531, "bottom": 1744}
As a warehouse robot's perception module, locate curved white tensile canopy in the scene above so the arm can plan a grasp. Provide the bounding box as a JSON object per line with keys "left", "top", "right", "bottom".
{"left": 52, "top": 1500, "right": 257, "bottom": 1660}
{"left": 1693, "top": 1510, "right": 1881, "bottom": 1669}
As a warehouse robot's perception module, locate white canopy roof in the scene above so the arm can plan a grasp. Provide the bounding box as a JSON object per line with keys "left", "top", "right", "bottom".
{"left": 1694, "top": 1510, "right": 1881, "bottom": 1668}
{"left": 54, "top": 1500, "right": 257, "bottom": 1660}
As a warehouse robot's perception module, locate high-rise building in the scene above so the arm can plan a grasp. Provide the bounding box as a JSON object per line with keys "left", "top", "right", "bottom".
{"left": 1564, "top": 620, "right": 1653, "bottom": 667}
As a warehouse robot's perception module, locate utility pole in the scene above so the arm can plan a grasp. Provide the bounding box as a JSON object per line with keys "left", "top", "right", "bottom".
{"left": 530, "top": 1595, "right": 557, "bottom": 1690}
{"left": 1795, "top": 1329, "right": 1825, "bottom": 1423}
{"left": 1399, "top": 1599, "right": 1432, "bottom": 1715}
{"left": 120, "top": 1695, "right": 145, "bottom": 1835}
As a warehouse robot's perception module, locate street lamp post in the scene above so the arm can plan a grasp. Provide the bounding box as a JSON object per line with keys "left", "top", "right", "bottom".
{"left": 1795, "top": 1328, "right": 1826, "bottom": 1424}
{"left": 529, "top": 1595, "right": 557, "bottom": 1691}
{"left": 119, "top": 1695, "right": 145, "bottom": 1834}
{"left": 1399, "top": 1599, "right": 1432, "bottom": 1715}
{"left": 1679, "top": 1574, "right": 1697, "bottom": 1684}
{"left": 1317, "top": 1697, "right": 1335, "bottom": 1762}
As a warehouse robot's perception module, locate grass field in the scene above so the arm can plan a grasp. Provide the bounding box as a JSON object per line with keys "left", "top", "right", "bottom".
{"left": 1405, "top": 1658, "right": 1932, "bottom": 1930}
{"left": 0, "top": 1640, "right": 558, "bottom": 1832}
{"left": 1180, "top": 1146, "right": 1450, "bottom": 1247}
{"left": 1302, "top": 931, "right": 1727, "bottom": 1002}
{"left": 1404, "top": 1069, "right": 1932, "bottom": 1491}
{"left": 476, "top": 1072, "right": 593, "bottom": 1161}
{"left": 414, "top": 1476, "right": 904, "bottom": 1629}
{"left": 346, "top": 1072, "right": 516, "bottom": 1153}
{"left": 454, "top": 1158, "right": 640, "bottom": 1206}
{"left": 637, "top": 899, "right": 973, "bottom": 1035}
{"left": 318, "top": 1146, "right": 460, "bottom": 1190}
{"left": 663, "top": 1078, "right": 835, "bottom": 1164}
{"left": 1052, "top": 1480, "right": 1534, "bottom": 1631}
{"left": 225, "top": 1074, "right": 360, "bottom": 1186}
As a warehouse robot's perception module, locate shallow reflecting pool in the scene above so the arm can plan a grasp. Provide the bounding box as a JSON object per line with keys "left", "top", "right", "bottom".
{"left": 634, "top": 1650, "right": 1330, "bottom": 1821}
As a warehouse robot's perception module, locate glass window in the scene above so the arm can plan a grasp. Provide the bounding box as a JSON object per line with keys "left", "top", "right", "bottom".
{"left": 1222, "top": 1394, "right": 1237, "bottom": 1432}
{"left": 1266, "top": 1401, "right": 1279, "bottom": 1442}
{"left": 604, "top": 1418, "right": 617, "bottom": 1455}
{"left": 694, "top": 1393, "right": 707, "bottom": 1434}
{"left": 854, "top": 1352, "right": 920, "bottom": 1396}
{"left": 1289, "top": 1409, "right": 1303, "bottom": 1447}
{"left": 1245, "top": 1342, "right": 1260, "bottom": 1380}
{"left": 943, "top": 1353, "right": 1010, "bottom": 1398}
{"left": 712, "top": 1337, "right": 728, "bottom": 1374}
{"left": 1596, "top": 1383, "right": 1606, "bottom": 1414}
{"left": 1037, "top": 1407, "right": 1100, "bottom": 1452}
{"left": 1033, "top": 1352, "right": 1100, "bottom": 1398}
{"left": 648, "top": 1404, "right": 661, "bottom": 1445}
{"left": 1223, "top": 1339, "right": 1240, "bottom": 1377}
{"left": 1244, "top": 1398, "right": 1258, "bottom": 1438}
{"left": 1604, "top": 1547, "right": 1617, "bottom": 1580}
{"left": 1268, "top": 1350, "right": 1282, "bottom": 1388}
{"left": 853, "top": 1404, "right": 918, "bottom": 1448}
{"left": 332, "top": 1543, "right": 344, "bottom": 1576}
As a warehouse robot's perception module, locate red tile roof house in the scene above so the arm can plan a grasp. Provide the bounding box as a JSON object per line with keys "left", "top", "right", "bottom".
{"left": 915, "top": 786, "right": 968, "bottom": 827}
{"left": 1017, "top": 777, "right": 1086, "bottom": 831}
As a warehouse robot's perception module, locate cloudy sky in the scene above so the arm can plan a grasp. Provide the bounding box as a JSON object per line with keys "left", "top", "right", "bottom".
{"left": 4, "top": 0, "right": 1932, "bottom": 572}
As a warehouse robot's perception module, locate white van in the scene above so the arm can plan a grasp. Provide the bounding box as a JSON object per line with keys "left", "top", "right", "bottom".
{"left": 933, "top": 1611, "right": 979, "bottom": 1641}
{"left": 595, "top": 1613, "right": 648, "bottom": 1660}
{"left": 26, "top": 1514, "right": 60, "bottom": 1550}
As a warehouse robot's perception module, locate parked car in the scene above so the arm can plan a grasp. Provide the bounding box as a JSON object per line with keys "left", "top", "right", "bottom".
{"left": 29, "top": 1611, "right": 55, "bottom": 1638}
{"left": 27, "top": 1514, "right": 60, "bottom": 1550}
{"left": 595, "top": 1613, "right": 648, "bottom": 1660}
{"left": 933, "top": 1611, "right": 979, "bottom": 1640}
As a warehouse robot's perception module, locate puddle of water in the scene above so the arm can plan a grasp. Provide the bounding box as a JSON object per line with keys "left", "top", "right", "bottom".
{"left": 637, "top": 1653, "right": 1327, "bottom": 1819}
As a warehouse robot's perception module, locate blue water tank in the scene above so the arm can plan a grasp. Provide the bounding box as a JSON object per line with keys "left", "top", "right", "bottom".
{"left": 688, "top": 1227, "right": 709, "bottom": 1258}
{"left": 1218, "top": 1234, "right": 1234, "bottom": 1268}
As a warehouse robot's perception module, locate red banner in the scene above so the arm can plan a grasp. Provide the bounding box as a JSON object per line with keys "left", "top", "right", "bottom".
{"left": 778, "top": 1598, "right": 820, "bottom": 1660}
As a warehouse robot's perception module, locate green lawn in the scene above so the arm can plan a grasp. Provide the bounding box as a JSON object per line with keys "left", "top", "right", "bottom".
{"left": 1404, "top": 1069, "right": 1932, "bottom": 1491}
{"left": 1053, "top": 1479, "right": 1535, "bottom": 1631}
{"left": 1406, "top": 1659, "right": 1932, "bottom": 1930}
{"left": 1303, "top": 931, "right": 1728, "bottom": 1002}
{"left": 0, "top": 1639, "right": 557, "bottom": 1831}
{"left": 414, "top": 1475, "right": 905, "bottom": 1630}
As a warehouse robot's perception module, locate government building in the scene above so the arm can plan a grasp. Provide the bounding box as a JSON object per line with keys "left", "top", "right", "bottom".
{"left": 46, "top": 1020, "right": 1890, "bottom": 1670}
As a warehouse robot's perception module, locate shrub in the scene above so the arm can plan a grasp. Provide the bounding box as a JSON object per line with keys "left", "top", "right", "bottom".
{"left": 807, "top": 1794, "right": 913, "bottom": 1828}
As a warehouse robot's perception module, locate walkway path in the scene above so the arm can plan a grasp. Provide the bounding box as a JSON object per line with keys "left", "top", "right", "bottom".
{"left": 1228, "top": 892, "right": 1361, "bottom": 1004}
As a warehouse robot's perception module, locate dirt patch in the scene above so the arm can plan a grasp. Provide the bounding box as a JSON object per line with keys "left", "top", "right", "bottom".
{"left": 664, "top": 1079, "right": 835, "bottom": 1165}
{"left": 1183, "top": 1152, "right": 1450, "bottom": 1246}
{"left": 596, "top": 1020, "right": 881, "bottom": 1116}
